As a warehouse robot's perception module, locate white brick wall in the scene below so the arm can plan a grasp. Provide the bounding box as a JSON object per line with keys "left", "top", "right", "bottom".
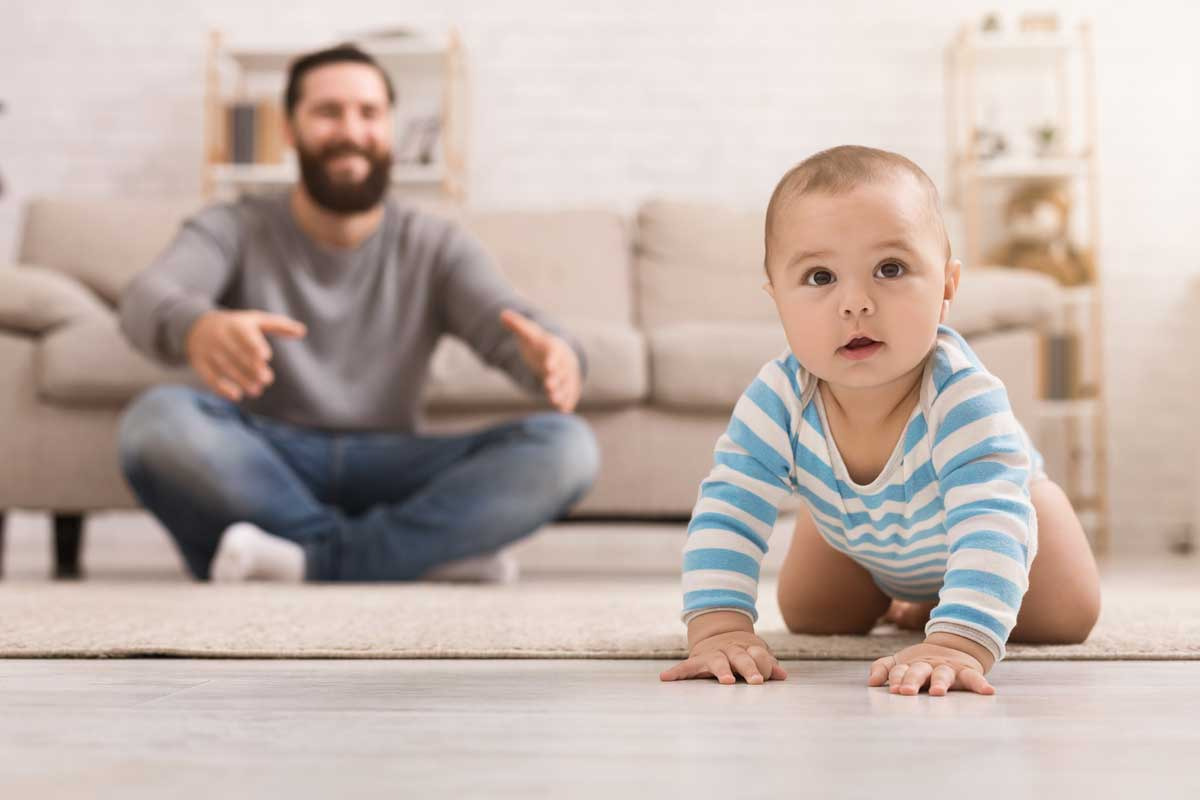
{"left": 1, "top": 0, "right": 1198, "bottom": 553}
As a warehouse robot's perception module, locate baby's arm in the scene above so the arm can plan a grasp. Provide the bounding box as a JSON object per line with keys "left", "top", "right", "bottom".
{"left": 872, "top": 368, "right": 1034, "bottom": 696}
{"left": 664, "top": 361, "right": 798, "bottom": 684}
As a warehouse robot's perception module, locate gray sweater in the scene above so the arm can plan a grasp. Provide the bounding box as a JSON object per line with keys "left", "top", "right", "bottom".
{"left": 119, "top": 191, "right": 585, "bottom": 432}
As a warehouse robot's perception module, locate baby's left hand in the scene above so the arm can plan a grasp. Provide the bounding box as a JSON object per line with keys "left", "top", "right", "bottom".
{"left": 868, "top": 642, "right": 995, "bottom": 697}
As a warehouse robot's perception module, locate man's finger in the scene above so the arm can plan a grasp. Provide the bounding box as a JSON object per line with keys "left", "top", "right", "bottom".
{"left": 211, "top": 349, "right": 263, "bottom": 394}
{"left": 223, "top": 330, "right": 272, "bottom": 382}
{"left": 254, "top": 313, "right": 307, "bottom": 339}
{"left": 231, "top": 320, "right": 274, "bottom": 363}
{"left": 500, "top": 309, "right": 548, "bottom": 344}
{"left": 196, "top": 362, "right": 242, "bottom": 402}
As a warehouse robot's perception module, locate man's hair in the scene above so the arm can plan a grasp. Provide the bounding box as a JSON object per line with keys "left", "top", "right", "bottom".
{"left": 764, "top": 145, "right": 950, "bottom": 272}
{"left": 284, "top": 43, "right": 396, "bottom": 117}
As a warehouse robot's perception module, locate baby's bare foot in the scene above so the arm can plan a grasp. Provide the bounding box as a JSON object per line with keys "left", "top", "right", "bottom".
{"left": 883, "top": 600, "right": 937, "bottom": 630}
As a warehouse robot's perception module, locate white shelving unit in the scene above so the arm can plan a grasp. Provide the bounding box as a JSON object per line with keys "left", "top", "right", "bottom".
{"left": 203, "top": 29, "right": 467, "bottom": 202}
{"left": 945, "top": 19, "right": 1110, "bottom": 553}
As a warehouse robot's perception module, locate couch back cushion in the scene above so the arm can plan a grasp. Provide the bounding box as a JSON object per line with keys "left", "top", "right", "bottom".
{"left": 19, "top": 197, "right": 203, "bottom": 305}
{"left": 635, "top": 199, "right": 775, "bottom": 328}
{"left": 19, "top": 197, "right": 634, "bottom": 325}
{"left": 459, "top": 209, "right": 633, "bottom": 323}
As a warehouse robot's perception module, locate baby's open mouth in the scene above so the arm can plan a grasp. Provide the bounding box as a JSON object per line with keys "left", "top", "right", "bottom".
{"left": 838, "top": 336, "right": 884, "bottom": 360}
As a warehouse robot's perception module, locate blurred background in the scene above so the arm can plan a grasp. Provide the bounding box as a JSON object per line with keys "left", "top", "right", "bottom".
{"left": 0, "top": 0, "right": 1198, "bottom": 570}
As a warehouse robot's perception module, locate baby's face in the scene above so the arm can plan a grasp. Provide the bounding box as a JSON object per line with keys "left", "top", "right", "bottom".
{"left": 765, "top": 174, "right": 959, "bottom": 393}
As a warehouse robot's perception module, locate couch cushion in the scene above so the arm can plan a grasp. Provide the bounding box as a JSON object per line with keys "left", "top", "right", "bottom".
{"left": 19, "top": 197, "right": 204, "bottom": 306}
{"left": 636, "top": 200, "right": 775, "bottom": 328}
{"left": 460, "top": 210, "right": 633, "bottom": 325}
{"left": 37, "top": 315, "right": 196, "bottom": 405}
{"left": 38, "top": 314, "right": 646, "bottom": 410}
{"left": 424, "top": 321, "right": 646, "bottom": 411}
{"left": 0, "top": 265, "right": 111, "bottom": 334}
{"left": 649, "top": 322, "right": 789, "bottom": 411}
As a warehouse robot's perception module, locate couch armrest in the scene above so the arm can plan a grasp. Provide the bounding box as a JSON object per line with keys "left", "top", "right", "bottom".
{"left": 0, "top": 265, "right": 111, "bottom": 335}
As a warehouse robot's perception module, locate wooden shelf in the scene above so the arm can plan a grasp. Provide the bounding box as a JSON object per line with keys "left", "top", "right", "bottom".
{"left": 227, "top": 36, "right": 451, "bottom": 73}
{"left": 962, "top": 156, "right": 1089, "bottom": 181}
{"left": 210, "top": 162, "right": 446, "bottom": 186}
{"left": 945, "top": 18, "right": 1110, "bottom": 554}
{"left": 960, "top": 31, "right": 1080, "bottom": 54}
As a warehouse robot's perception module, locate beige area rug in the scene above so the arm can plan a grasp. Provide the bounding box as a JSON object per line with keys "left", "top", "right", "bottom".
{"left": 0, "top": 578, "right": 1196, "bottom": 660}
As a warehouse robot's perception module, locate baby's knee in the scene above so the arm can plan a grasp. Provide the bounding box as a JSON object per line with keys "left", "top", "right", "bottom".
{"left": 1061, "top": 590, "right": 1101, "bottom": 644}
{"left": 779, "top": 600, "right": 879, "bottom": 636}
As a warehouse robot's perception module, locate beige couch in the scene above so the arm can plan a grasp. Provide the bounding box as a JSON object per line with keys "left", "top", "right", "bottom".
{"left": 0, "top": 195, "right": 1063, "bottom": 577}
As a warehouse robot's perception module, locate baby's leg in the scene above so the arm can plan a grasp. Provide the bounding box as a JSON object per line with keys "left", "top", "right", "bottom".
{"left": 777, "top": 506, "right": 891, "bottom": 635}
{"left": 1009, "top": 478, "right": 1102, "bottom": 643}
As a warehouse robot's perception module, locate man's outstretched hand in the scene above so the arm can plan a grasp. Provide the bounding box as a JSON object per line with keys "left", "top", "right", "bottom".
{"left": 500, "top": 310, "right": 582, "bottom": 413}
{"left": 185, "top": 310, "right": 307, "bottom": 402}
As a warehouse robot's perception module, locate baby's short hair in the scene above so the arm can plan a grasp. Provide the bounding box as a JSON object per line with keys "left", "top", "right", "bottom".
{"left": 764, "top": 145, "right": 950, "bottom": 272}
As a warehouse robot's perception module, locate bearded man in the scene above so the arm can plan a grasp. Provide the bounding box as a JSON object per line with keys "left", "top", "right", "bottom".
{"left": 117, "top": 44, "right": 597, "bottom": 583}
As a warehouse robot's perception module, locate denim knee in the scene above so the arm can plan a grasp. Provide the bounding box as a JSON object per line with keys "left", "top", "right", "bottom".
{"left": 529, "top": 413, "right": 601, "bottom": 506}
{"left": 117, "top": 385, "right": 223, "bottom": 481}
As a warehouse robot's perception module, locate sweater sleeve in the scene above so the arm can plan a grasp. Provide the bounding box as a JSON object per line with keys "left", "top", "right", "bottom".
{"left": 433, "top": 222, "right": 588, "bottom": 395}
{"left": 681, "top": 358, "right": 797, "bottom": 624}
{"left": 925, "top": 366, "right": 1036, "bottom": 663}
{"left": 118, "top": 205, "right": 241, "bottom": 365}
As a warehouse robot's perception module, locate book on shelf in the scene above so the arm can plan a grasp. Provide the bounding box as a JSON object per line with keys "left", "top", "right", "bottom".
{"left": 221, "top": 99, "right": 287, "bottom": 166}
{"left": 1042, "top": 331, "right": 1081, "bottom": 400}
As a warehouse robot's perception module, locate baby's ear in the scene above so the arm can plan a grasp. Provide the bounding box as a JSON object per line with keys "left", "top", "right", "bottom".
{"left": 762, "top": 280, "right": 775, "bottom": 299}
{"left": 944, "top": 258, "right": 962, "bottom": 300}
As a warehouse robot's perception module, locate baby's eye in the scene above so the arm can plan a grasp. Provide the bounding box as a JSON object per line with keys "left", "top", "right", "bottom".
{"left": 875, "top": 261, "right": 906, "bottom": 279}
{"left": 804, "top": 269, "right": 835, "bottom": 287}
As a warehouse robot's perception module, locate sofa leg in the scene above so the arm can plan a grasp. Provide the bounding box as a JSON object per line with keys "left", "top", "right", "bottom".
{"left": 53, "top": 513, "right": 84, "bottom": 580}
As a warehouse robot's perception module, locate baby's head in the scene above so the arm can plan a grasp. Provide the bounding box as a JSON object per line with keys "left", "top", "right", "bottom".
{"left": 762, "top": 145, "right": 961, "bottom": 392}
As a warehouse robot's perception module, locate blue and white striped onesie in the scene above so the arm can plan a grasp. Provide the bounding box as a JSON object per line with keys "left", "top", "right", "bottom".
{"left": 681, "top": 325, "right": 1044, "bottom": 662}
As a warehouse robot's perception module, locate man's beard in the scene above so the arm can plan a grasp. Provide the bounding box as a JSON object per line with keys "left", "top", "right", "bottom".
{"left": 296, "top": 141, "right": 392, "bottom": 214}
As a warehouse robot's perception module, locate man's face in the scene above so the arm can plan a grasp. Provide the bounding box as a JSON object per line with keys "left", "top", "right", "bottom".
{"left": 287, "top": 62, "right": 393, "bottom": 214}
{"left": 764, "top": 174, "right": 960, "bottom": 392}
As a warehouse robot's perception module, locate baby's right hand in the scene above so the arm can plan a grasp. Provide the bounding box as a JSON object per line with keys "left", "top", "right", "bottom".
{"left": 659, "top": 630, "right": 788, "bottom": 685}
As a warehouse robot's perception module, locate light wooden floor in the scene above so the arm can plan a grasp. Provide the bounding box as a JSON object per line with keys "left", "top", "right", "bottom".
{"left": 3, "top": 513, "right": 1199, "bottom": 797}
{"left": 0, "top": 658, "right": 1197, "bottom": 799}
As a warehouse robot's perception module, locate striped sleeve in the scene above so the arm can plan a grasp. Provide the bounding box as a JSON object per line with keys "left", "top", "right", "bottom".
{"left": 681, "top": 358, "right": 798, "bottom": 624}
{"left": 925, "top": 356, "right": 1035, "bottom": 663}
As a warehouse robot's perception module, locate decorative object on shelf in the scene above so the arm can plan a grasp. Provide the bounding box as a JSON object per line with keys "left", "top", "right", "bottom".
{"left": 1032, "top": 121, "right": 1061, "bottom": 157}
{"left": 972, "top": 126, "right": 1008, "bottom": 160}
{"left": 1020, "top": 12, "right": 1060, "bottom": 33}
{"left": 980, "top": 13, "right": 1003, "bottom": 33}
{"left": 987, "top": 182, "right": 1094, "bottom": 286}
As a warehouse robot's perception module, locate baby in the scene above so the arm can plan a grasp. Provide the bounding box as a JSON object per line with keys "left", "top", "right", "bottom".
{"left": 660, "top": 146, "right": 1101, "bottom": 696}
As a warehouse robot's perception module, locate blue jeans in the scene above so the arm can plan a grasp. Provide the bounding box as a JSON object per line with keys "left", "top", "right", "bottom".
{"left": 117, "top": 385, "right": 600, "bottom": 581}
